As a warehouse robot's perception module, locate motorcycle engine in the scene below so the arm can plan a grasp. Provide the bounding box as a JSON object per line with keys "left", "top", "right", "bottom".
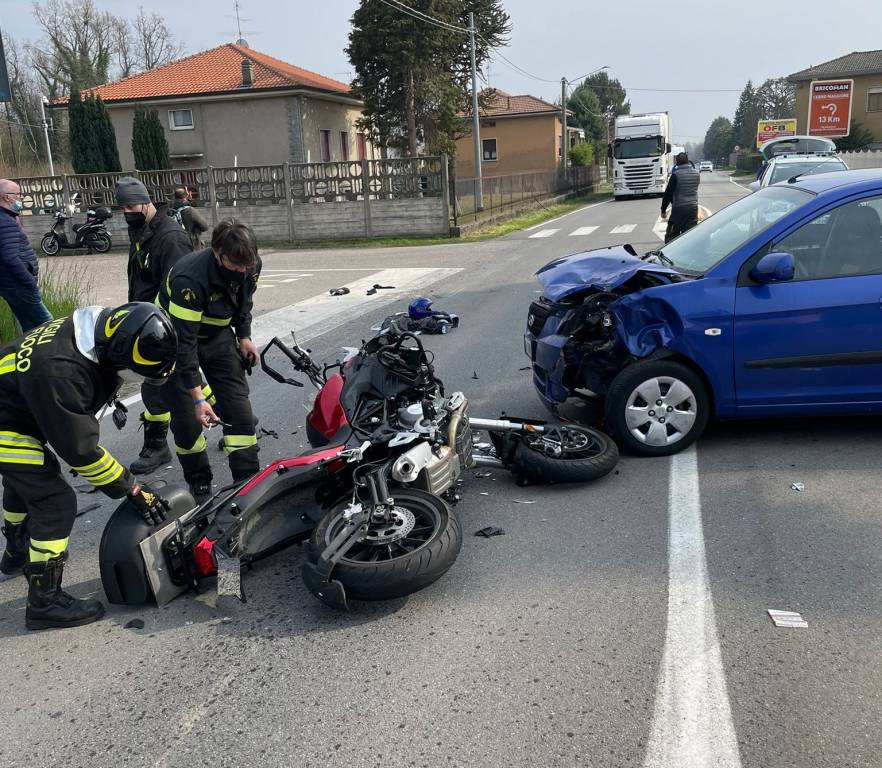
{"left": 397, "top": 403, "right": 434, "bottom": 434}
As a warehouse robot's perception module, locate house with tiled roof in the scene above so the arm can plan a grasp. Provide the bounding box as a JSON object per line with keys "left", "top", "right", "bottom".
{"left": 454, "top": 89, "right": 579, "bottom": 178}
{"left": 51, "top": 42, "right": 375, "bottom": 169}
{"left": 787, "top": 50, "right": 882, "bottom": 146}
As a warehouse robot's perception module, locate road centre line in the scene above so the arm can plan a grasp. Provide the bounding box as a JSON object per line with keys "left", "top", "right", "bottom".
{"left": 523, "top": 198, "right": 612, "bottom": 232}
{"left": 642, "top": 447, "right": 742, "bottom": 768}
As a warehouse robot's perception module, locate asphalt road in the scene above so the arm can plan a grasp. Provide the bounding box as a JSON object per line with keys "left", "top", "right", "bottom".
{"left": 3, "top": 171, "right": 880, "bottom": 768}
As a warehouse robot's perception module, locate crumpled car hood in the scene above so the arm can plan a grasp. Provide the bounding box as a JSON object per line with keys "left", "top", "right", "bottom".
{"left": 536, "top": 245, "right": 682, "bottom": 301}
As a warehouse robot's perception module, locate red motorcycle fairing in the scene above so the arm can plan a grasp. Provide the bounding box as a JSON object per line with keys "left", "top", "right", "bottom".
{"left": 307, "top": 372, "right": 348, "bottom": 442}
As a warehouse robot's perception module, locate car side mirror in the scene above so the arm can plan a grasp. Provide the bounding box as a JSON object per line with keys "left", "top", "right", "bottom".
{"left": 750, "top": 251, "right": 794, "bottom": 284}
{"left": 748, "top": 181, "right": 760, "bottom": 192}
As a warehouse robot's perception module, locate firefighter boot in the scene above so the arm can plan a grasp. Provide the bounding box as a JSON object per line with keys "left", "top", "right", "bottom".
{"left": 130, "top": 417, "right": 172, "bottom": 475}
{"left": 187, "top": 468, "right": 213, "bottom": 500}
{"left": 0, "top": 516, "right": 28, "bottom": 580}
{"left": 25, "top": 553, "right": 105, "bottom": 631}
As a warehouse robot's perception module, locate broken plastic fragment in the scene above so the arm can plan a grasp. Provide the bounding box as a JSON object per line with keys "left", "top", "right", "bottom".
{"left": 767, "top": 609, "right": 808, "bottom": 628}
{"left": 513, "top": 499, "right": 537, "bottom": 504}
{"left": 472, "top": 371, "right": 479, "bottom": 380}
{"left": 475, "top": 526, "right": 505, "bottom": 538}
{"left": 790, "top": 482, "right": 805, "bottom": 492}
{"left": 474, "top": 471, "right": 493, "bottom": 478}
{"left": 329, "top": 287, "right": 350, "bottom": 296}
{"left": 479, "top": 492, "right": 490, "bottom": 496}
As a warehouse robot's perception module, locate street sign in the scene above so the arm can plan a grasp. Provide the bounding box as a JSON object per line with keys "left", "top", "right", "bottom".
{"left": 0, "top": 32, "right": 11, "bottom": 103}
{"left": 756, "top": 119, "right": 796, "bottom": 146}
{"left": 808, "top": 79, "right": 853, "bottom": 138}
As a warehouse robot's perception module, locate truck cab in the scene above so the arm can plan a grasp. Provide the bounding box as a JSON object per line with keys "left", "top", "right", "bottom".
{"left": 610, "top": 113, "right": 673, "bottom": 199}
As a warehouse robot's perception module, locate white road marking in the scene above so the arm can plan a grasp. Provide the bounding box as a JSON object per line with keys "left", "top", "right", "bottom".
{"left": 279, "top": 278, "right": 300, "bottom": 283}
{"left": 642, "top": 447, "right": 742, "bottom": 768}
{"left": 729, "top": 176, "right": 752, "bottom": 191}
{"left": 610, "top": 224, "right": 636, "bottom": 234}
{"left": 529, "top": 228, "right": 559, "bottom": 239}
{"left": 116, "top": 267, "right": 463, "bottom": 411}
{"left": 569, "top": 226, "right": 599, "bottom": 236}
{"left": 522, "top": 198, "right": 612, "bottom": 232}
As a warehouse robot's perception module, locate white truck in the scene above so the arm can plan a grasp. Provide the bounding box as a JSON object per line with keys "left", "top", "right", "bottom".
{"left": 609, "top": 113, "right": 673, "bottom": 199}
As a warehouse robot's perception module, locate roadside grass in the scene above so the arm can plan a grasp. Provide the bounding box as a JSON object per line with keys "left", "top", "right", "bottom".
{"left": 0, "top": 263, "right": 95, "bottom": 344}
{"left": 263, "top": 191, "right": 613, "bottom": 251}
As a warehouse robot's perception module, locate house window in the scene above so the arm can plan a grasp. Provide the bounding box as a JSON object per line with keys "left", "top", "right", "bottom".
{"left": 168, "top": 109, "right": 194, "bottom": 130}
{"left": 340, "top": 131, "right": 349, "bottom": 162}
{"left": 868, "top": 88, "right": 882, "bottom": 113}
{"left": 482, "top": 138, "right": 498, "bottom": 161}
{"left": 357, "top": 133, "right": 367, "bottom": 161}
{"left": 320, "top": 130, "right": 332, "bottom": 162}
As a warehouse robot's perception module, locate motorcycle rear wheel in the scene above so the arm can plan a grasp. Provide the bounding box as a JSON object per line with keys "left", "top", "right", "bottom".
{"left": 512, "top": 424, "right": 619, "bottom": 483}
{"left": 306, "top": 489, "right": 462, "bottom": 602}
{"left": 90, "top": 232, "right": 112, "bottom": 253}
{"left": 40, "top": 235, "right": 60, "bottom": 256}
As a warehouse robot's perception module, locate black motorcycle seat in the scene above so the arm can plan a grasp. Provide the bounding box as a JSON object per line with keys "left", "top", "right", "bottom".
{"left": 72, "top": 223, "right": 86, "bottom": 232}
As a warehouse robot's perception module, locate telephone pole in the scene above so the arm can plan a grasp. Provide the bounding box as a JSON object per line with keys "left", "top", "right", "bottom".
{"left": 560, "top": 77, "right": 568, "bottom": 184}
{"left": 39, "top": 97, "right": 55, "bottom": 177}
{"left": 469, "top": 12, "right": 483, "bottom": 211}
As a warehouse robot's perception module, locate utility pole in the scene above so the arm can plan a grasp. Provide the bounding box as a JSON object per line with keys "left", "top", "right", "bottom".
{"left": 39, "top": 97, "right": 55, "bottom": 177}
{"left": 469, "top": 12, "right": 483, "bottom": 211}
{"left": 560, "top": 77, "right": 568, "bottom": 186}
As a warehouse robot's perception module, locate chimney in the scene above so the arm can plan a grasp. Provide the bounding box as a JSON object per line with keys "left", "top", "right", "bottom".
{"left": 241, "top": 58, "right": 253, "bottom": 88}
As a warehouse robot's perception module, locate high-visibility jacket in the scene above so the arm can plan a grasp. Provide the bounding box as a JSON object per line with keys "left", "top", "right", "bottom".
{"left": 0, "top": 314, "right": 132, "bottom": 498}
{"left": 158, "top": 248, "right": 261, "bottom": 390}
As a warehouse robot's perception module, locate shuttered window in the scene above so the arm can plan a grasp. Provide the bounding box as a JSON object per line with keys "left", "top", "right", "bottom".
{"left": 868, "top": 89, "right": 882, "bottom": 112}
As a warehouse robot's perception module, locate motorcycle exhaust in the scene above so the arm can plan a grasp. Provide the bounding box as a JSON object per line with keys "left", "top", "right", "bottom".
{"left": 391, "top": 442, "right": 434, "bottom": 483}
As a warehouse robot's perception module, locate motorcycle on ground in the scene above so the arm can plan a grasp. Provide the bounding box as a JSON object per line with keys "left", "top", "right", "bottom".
{"left": 40, "top": 207, "right": 113, "bottom": 256}
{"left": 99, "top": 328, "right": 618, "bottom": 611}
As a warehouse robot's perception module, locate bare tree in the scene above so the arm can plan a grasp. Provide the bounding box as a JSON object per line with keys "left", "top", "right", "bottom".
{"left": 110, "top": 16, "right": 137, "bottom": 79}
{"left": 132, "top": 6, "right": 185, "bottom": 71}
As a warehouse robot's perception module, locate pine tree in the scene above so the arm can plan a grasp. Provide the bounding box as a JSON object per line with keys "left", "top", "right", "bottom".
{"left": 731, "top": 81, "right": 756, "bottom": 152}
{"left": 68, "top": 87, "right": 103, "bottom": 173}
{"left": 132, "top": 106, "right": 170, "bottom": 170}
{"left": 93, "top": 96, "right": 122, "bottom": 172}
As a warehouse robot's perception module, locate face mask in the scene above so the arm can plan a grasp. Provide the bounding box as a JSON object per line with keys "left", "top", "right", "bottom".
{"left": 124, "top": 211, "right": 147, "bottom": 229}
{"left": 10, "top": 200, "right": 23, "bottom": 213}
{"left": 215, "top": 257, "right": 247, "bottom": 284}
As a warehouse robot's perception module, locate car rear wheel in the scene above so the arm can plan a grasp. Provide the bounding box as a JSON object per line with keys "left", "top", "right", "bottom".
{"left": 605, "top": 360, "right": 709, "bottom": 456}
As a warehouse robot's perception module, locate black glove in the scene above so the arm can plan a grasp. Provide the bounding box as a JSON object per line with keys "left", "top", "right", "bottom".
{"left": 128, "top": 484, "right": 170, "bottom": 526}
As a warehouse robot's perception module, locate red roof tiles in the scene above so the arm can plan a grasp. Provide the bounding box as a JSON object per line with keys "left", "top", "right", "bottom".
{"left": 467, "top": 90, "right": 561, "bottom": 118}
{"left": 54, "top": 43, "right": 351, "bottom": 104}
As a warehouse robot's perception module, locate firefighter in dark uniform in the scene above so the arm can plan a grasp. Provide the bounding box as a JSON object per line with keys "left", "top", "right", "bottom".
{"left": 0, "top": 303, "right": 176, "bottom": 630}
{"left": 115, "top": 176, "right": 217, "bottom": 475}
{"left": 158, "top": 220, "right": 261, "bottom": 496}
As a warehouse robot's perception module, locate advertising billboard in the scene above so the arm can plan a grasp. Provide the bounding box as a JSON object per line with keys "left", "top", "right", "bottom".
{"left": 807, "top": 79, "right": 853, "bottom": 138}
{"left": 756, "top": 119, "right": 796, "bottom": 146}
{"left": 0, "top": 32, "right": 11, "bottom": 103}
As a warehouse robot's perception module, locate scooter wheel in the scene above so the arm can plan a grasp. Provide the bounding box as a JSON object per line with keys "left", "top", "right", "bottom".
{"left": 40, "top": 235, "right": 60, "bottom": 256}
{"left": 91, "top": 233, "right": 112, "bottom": 253}
{"left": 305, "top": 489, "right": 462, "bottom": 603}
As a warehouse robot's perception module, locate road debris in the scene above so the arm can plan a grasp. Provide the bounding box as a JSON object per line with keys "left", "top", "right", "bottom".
{"left": 475, "top": 526, "right": 505, "bottom": 538}
{"left": 76, "top": 502, "right": 101, "bottom": 518}
{"left": 329, "top": 287, "right": 350, "bottom": 296}
{"left": 790, "top": 482, "right": 805, "bottom": 492}
{"left": 124, "top": 618, "right": 145, "bottom": 630}
{"left": 474, "top": 471, "right": 493, "bottom": 478}
{"left": 472, "top": 371, "right": 479, "bottom": 380}
{"left": 258, "top": 427, "right": 279, "bottom": 440}
{"left": 768, "top": 609, "right": 808, "bottom": 628}
{"left": 513, "top": 499, "right": 537, "bottom": 504}
{"left": 519, "top": 366, "right": 531, "bottom": 371}
{"left": 366, "top": 283, "right": 395, "bottom": 296}
{"left": 479, "top": 492, "right": 490, "bottom": 496}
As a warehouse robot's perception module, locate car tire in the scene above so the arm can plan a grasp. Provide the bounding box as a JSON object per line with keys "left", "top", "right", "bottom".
{"left": 605, "top": 359, "right": 709, "bottom": 456}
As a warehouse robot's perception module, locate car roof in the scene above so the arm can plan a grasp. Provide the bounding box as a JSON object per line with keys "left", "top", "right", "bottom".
{"left": 787, "top": 168, "right": 882, "bottom": 195}
{"left": 769, "top": 154, "right": 843, "bottom": 165}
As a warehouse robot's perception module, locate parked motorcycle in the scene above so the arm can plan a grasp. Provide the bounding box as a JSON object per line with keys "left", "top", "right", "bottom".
{"left": 99, "top": 329, "right": 618, "bottom": 612}
{"left": 40, "top": 207, "right": 112, "bottom": 256}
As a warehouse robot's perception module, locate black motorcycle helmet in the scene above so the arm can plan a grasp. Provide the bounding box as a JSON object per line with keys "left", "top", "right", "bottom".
{"left": 94, "top": 302, "right": 177, "bottom": 381}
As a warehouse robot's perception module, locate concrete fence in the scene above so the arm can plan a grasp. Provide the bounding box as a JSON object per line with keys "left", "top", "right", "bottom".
{"left": 14, "top": 157, "right": 450, "bottom": 246}
{"left": 838, "top": 150, "right": 882, "bottom": 170}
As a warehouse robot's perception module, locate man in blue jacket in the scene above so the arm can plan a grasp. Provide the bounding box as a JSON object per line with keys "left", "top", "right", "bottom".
{"left": 0, "top": 180, "right": 52, "bottom": 332}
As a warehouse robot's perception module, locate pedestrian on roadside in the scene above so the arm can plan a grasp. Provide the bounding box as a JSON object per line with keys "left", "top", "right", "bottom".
{"left": 0, "top": 302, "right": 176, "bottom": 630}
{"left": 115, "top": 176, "right": 200, "bottom": 476}
{"left": 158, "top": 219, "right": 262, "bottom": 497}
{"left": 661, "top": 153, "right": 701, "bottom": 243}
{"left": 0, "top": 179, "right": 53, "bottom": 332}
{"left": 170, "top": 186, "right": 209, "bottom": 250}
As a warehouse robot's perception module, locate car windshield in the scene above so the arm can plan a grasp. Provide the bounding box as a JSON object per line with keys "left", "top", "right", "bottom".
{"left": 768, "top": 160, "right": 846, "bottom": 185}
{"left": 656, "top": 186, "right": 813, "bottom": 273}
{"left": 614, "top": 137, "right": 663, "bottom": 159}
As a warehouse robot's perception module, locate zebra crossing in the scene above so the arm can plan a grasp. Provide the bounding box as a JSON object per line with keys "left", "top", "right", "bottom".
{"left": 529, "top": 223, "right": 642, "bottom": 239}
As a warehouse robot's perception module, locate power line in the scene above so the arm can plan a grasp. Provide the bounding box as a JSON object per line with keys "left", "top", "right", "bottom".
{"left": 378, "top": 0, "right": 471, "bottom": 34}
{"left": 0, "top": 115, "right": 68, "bottom": 134}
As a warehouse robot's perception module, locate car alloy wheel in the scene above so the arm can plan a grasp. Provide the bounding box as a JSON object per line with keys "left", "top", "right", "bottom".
{"left": 624, "top": 376, "right": 698, "bottom": 447}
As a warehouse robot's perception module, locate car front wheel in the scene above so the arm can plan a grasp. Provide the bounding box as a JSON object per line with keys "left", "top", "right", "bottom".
{"left": 605, "top": 360, "right": 709, "bottom": 456}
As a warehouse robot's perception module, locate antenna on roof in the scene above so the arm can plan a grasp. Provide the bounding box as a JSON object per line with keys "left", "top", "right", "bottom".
{"left": 227, "top": 0, "right": 258, "bottom": 45}
{"left": 234, "top": 0, "right": 244, "bottom": 40}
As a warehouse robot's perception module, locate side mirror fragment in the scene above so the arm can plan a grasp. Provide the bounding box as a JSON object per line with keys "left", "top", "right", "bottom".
{"left": 748, "top": 181, "right": 760, "bottom": 192}
{"left": 750, "top": 251, "right": 794, "bottom": 284}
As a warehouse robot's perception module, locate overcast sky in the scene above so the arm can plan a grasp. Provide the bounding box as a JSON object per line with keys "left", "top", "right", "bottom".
{"left": 4, "top": 0, "right": 882, "bottom": 143}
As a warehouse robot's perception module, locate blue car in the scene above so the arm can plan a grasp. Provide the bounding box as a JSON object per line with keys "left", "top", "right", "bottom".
{"left": 525, "top": 169, "right": 882, "bottom": 455}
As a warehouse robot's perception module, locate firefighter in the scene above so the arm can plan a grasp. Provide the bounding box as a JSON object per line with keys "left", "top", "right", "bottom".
{"left": 115, "top": 176, "right": 215, "bottom": 475}
{"left": 0, "top": 303, "right": 176, "bottom": 630}
{"left": 158, "top": 220, "right": 261, "bottom": 496}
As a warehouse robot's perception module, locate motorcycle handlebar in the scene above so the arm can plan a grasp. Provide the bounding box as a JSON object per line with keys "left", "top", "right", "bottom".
{"left": 260, "top": 337, "right": 304, "bottom": 388}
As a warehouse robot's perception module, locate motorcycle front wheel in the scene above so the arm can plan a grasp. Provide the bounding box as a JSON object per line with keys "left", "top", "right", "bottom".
{"left": 306, "top": 489, "right": 462, "bottom": 602}
{"left": 90, "top": 232, "right": 112, "bottom": 253}
{"left": 40, "top": 235, "right": 60, "bottom": 256}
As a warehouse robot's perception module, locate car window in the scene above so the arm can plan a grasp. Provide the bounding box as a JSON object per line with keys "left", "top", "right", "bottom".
{"left": 767, "top": 160, "right": 846, "bottom": 186}
{"left": 774, "top": 196, "right": 882, "bottom": 281}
